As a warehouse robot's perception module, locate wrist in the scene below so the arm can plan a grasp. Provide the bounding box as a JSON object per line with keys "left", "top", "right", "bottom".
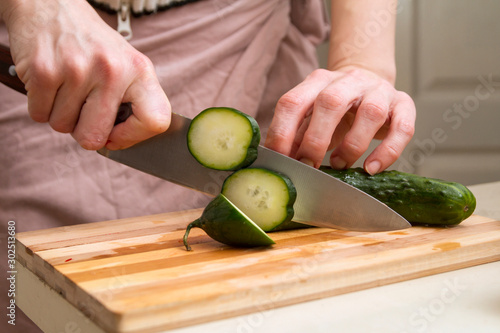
{"left": 327, "top": 0, "right": 397, "bottom": 85}
{"left": 328, "top": 61, "right": 396, "bottom": 85}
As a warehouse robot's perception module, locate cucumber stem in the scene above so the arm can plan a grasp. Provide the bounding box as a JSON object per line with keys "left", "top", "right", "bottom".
{"left": 183, "top": 219, "right": 202, "bottom": 251}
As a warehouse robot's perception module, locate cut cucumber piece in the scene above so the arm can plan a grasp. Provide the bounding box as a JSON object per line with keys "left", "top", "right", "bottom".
{"left": 187, "top": 107, "right": 260, "bottom": 170}
{"left": 183, "top": 194, "right": 275, "bottom": 250}
{"left": 221, "top": 168, "right": 296, "bottom": 232}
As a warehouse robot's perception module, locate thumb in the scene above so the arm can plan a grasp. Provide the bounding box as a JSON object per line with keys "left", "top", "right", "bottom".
{"left": 105, "top": 75, "right": 171, "bottom": 150}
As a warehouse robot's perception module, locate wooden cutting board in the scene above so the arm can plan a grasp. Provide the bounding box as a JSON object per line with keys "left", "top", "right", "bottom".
{"left": 16, "top": 210, "right": 500, "bottom": 333}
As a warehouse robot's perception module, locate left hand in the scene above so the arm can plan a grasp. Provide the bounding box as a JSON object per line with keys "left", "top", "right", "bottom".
{"left": 265, "top": 66, "right": 416, "bottom": 175}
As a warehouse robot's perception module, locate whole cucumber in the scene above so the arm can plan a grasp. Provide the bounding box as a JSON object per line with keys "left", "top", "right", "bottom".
{"left": 319, "top": 167, "right": 476, "bottom": 226}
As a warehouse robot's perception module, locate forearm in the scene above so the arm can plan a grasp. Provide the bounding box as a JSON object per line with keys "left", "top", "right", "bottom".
{"left": 328, "top": 0, "right": 397, "bottom": 84}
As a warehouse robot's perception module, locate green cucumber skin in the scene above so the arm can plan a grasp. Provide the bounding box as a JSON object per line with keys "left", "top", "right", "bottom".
{"left": 265, "top": 169, "right": 297, "bottom": 231}
{"left": 188, "top": 107, "right": 260, "bottom": 171}
{"left": 319, "top": 167, "right": 476, "bottom": 226}
{"left": 228, "top": 108, "right": 260, "bottom": 170}
{"left": 184, "top": 194, "right": 274, "bottom": 250}
{"left": 221, "top": 168, "right": 297, "bottom": 232}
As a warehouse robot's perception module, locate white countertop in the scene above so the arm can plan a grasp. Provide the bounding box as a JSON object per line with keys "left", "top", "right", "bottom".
{"left": 169, "top": 262, "right": 500, "bottom": 333}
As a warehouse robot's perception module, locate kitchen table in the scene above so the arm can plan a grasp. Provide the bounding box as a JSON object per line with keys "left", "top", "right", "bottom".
{"left": 14, "top": 181, "right": 500, "bottom": 333}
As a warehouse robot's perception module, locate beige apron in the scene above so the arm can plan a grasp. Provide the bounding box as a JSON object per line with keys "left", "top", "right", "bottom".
{"left": 0, "top": 1, "right": 328, "bottom": 330}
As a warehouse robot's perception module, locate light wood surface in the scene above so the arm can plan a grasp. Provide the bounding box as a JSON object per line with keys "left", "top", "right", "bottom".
{"left": 16, "top": 210, "right": 500, "bottom": 333}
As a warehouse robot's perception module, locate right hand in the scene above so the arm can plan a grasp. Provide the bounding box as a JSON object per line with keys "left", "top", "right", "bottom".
{"left": 2, "top": 0, "right": 171, "bottom": 150}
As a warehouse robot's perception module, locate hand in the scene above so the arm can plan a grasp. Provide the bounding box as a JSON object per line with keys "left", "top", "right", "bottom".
{"left": 3, "top": 0, "right": 170, "bottom": 150}
{"left": 265, "top": 66, "right": 415, "bottom": 174}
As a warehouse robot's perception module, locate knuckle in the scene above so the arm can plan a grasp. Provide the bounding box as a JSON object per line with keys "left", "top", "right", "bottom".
{"left": 28, "top": 59, "right": 60, "bottom": 89}
{"left": 397, "top": 90, "right": 413, "bottom": 102}
{"left": 131, "top": 52, "right": 154, "bottom": 73}
{"left": 395, "top": 91, "right": 417, "bottom": 114}
{"left": 130, "top": 98, "right": 171, "bottom": 136}
{"left": 94, "top": 52, "right": 124, "bottom": 82}
{"left": 382, "top": 143, "right": 401, "bottom": 161}
{"left": 307, "top": 68, "right": 331, "bottom": 81}
{"left": 267, "top": 125, "right": 289, "bottom": 142}
{"left": 266, "top": 125, "right": 293, "bottom": 155}
{"left": 29, "top": 58, "right": 52, "bottom": 78}
{"left": 316, "top": 91, "right": 347, "bottom": 112}
{"left": 397, "top": 119, "right": 415, "bottom": 138}
{"left": 276, "top": 92, "right": 305, "bottom": 114}
{"left": 341, "top": 134, "right": 365, "bottom": 156}
{"left": 303, "top": 133, "right": 329, "bottom": 153}
{"left": 361, "top": 102, "right": 387, "bottom": 122}
{"left": 380, "top": 79, "right": 395, "bottom": 90}
{"left": 65, "top": 56, "right": 88, "bottom": 86}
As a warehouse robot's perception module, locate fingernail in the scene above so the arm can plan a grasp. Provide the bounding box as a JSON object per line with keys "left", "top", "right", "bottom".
{"left": 331, "top": 156, "right": 347, "bottom": 170}
{"left": 299, "top": 158, "right": 315, "bottom": 167}
{"left": 366, "top": 160, "right": 381, "bottom": 175}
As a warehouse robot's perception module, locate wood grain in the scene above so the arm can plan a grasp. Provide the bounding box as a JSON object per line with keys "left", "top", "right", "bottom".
{"left": 16, "top": 211, "right": 500, "bottom": 333}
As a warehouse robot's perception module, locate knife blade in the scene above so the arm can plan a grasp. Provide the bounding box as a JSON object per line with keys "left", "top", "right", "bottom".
{"left": 97, "top": 112, "right": 410, "bottom": 231}
{"left": 0, "top": 44, "right": 410, "bottom": 231}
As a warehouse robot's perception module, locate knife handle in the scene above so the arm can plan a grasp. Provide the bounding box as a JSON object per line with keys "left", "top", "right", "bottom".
{"left": 0, "top": 44, "right": 27, "bottom": 94}
{"left": 0, "top": 43, "right": 131, "bottom": 125}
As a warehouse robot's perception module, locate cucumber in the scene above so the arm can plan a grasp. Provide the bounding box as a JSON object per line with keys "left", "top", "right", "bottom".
{"left": 221, "top": 168, "right": 297, "bottom": 232}
{"left": 183, "top": 194, "right": 275, "bottom": 250}
{"left": 187, "top": 107, "right": 260, "bottom": 170}
{"left": 319, "top": 166, "right": 476, "bottom": 226}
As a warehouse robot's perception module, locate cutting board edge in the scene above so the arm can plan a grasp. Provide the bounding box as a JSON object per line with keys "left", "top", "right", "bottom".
{"left": 16, "top": 239, "right": 123, "bottom": 332}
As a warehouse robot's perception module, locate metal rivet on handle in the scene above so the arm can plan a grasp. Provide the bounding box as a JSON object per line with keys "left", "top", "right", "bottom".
{"left": 8, "top": 65, "right": 17, "bottom": 77}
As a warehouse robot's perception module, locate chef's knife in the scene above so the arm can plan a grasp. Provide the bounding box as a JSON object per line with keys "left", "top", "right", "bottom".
{"left": 0, "top": 44, "right": 411, "bottom": 231}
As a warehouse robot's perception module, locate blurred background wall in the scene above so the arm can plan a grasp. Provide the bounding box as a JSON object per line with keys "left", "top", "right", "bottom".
{"left": 317, "top": 0, "right": 500, "bottom": 185}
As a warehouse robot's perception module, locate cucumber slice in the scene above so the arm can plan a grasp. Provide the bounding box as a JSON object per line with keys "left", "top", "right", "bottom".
{"left": 221, "top": 168, "right": 296, "bottom": 232}
{"left": 183, "top": 194, "right": 275, "bottom": 250}
{"left": 187, "top": 107, "right": 260, "bottom": 170}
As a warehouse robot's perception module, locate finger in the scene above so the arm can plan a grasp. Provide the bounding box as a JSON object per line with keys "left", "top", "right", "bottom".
{"left": 364, "top": 91, "right": 416, "bottom": 174}
{"left": 20, "top": 57, "right": 61, "bottom": 123}
{"left": 327, "top": 111, "right": 356, "bottom": 151}
{"left": 294, "top": 73, "right": 368, "bottom": 168}
{"left": 264, "top": 69, "right": 342, "bottom": 156}
{"left": 290, "top": 111, "right": 312, "bottom": 159}
{"left": 105, "top": 74, "right": 171, "bottom": 150}
{"left": 328, "top": 84, "right": 394, "bottom": 170}
{"left": 48, "top": 57, "right": 91, "bottom": 133}
{"left": 71, "top": 88, "right": 120, "bottom": 150}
